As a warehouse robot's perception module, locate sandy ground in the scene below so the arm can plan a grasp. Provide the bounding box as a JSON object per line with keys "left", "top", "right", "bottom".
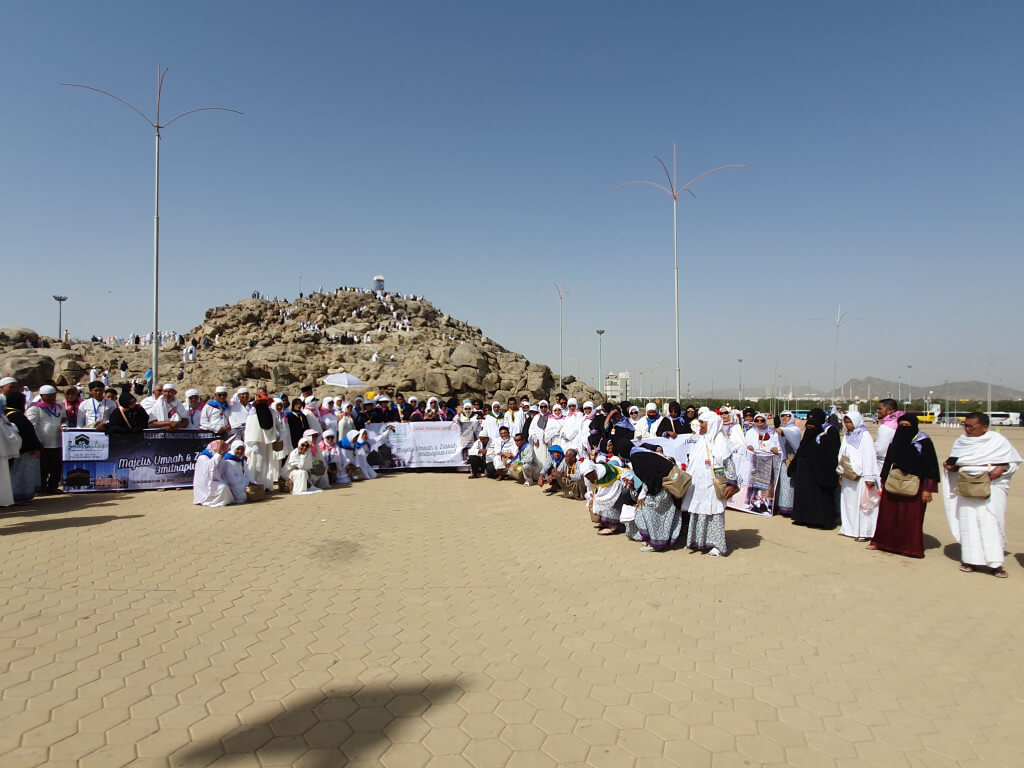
{"left": 1, "top": 424, "right": 1023, "bottom": 768}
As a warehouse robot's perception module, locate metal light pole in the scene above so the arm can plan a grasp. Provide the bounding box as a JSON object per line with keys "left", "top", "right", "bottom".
{"left": 63, "top": 68, "right": 242, "bottom": 390}
{"left": 52, "top": 295, "right": 68, "bottom": 340}
{"left": 616, "top": 145, "right": 744, "bottom": 402}
{"left": 831, "top": 306, "right": 851, "bottom": 402}
{"left": 898, "top": 377, "right": 902, "bottom": 402}
{"left": 906, "top": 364, "right": 913, "bottom": 407}
{"left": 553, "top": 281, "right": 580, "bottom": 392}
{"left": 737, "top": 358, "right": 744, "bottom": 402}
{"left": 596, "top": 330, "right": 605, "bottom": 394}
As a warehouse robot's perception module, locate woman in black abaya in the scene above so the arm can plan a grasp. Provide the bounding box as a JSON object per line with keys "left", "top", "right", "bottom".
{"left": 790, "top": 408, "right": 840, "bottom": 529}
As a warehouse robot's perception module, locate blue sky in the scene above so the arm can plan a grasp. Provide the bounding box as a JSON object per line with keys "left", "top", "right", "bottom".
{"left": 1, "top": 2, "right": 1021, "bottom": 395}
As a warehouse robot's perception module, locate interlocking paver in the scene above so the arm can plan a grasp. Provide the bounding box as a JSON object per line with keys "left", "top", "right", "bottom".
{"left": 1, "top": 460, "right": 1024, "bottom": 768}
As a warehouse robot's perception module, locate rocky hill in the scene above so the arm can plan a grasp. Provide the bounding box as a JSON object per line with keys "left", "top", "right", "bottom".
{"left": 0, "top": 291, "right": 603, "bottom": 405}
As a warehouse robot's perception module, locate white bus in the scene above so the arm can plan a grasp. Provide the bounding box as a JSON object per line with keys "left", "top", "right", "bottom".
{"left": 985, "top": 411, "right": 1020, "bottom": 427}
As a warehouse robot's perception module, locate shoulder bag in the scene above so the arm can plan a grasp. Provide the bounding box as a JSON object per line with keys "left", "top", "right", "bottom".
{"left": 662, "top": 466, "right": 692, "bottom": 499}
{"left": 956, "top": 471, "right": 991, "bottom": 499}
{"left": 884, "top": 468, "right": 920, "bottom": 498}
{"left": 839, "top": 456, "right": 860, "bottom": 482}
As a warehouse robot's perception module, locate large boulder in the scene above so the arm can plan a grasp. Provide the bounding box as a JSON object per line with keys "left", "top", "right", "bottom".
{"left": 420, "top": 371, "right": 450, "bottom": 395}
{"left": 450, "top": 343, "right": 488, "bottom": 371}
{"left": 0, "top": 351, "right": 55, "bottom": 388}
{"left": 526, "top": 364, "right": 554, "bottom": 396}
{"left": 450, "top": 366, "right": 485, "bottom": 393}
{"left": 0, "top": 326, "right": 40, "bottom": 345}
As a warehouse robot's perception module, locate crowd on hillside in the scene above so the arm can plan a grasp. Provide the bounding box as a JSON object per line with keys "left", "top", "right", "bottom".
{"left": 0, "top": 371, "right": 1019, "bottom": 578}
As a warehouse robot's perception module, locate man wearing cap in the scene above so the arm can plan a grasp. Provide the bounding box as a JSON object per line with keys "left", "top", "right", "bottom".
{"left": 77, "top": 380, "right": 116, "bottom": 428}
{"left": 634, "top": 403, "right": 667, "bottom": 440}
{"left": 227, "top": 388, "right": 253, "bottom": 441}
{"left": 201, "top": 387, "right": 232, "bottom": 436}
{"left": 0, "top": 376, "right": 19, "bottom": 409}
{"left": 27, "top": 385, "right": 67, "bottom": 493}
{"left": 184, "top": 390, "right": 204, "bottom": 429}
{"left": 146, "top": 383, "right": 186, "bottom": 431}
{"left": 370, "top": 395, "right": 390, "bottom": 424}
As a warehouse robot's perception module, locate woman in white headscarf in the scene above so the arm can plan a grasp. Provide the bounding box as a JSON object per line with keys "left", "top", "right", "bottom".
{"left": 837, "top": 411, "right": 879, "bottom": 540}
{"left": 686, "top": 411, "right": 739, "bottom": 556}
{"left": 272, "top": 397, "right": 293, "bottom": 470}
{"left": 302, "top": 397, "right": 324, "bottom": 439}
{"left": 627, "top": 405, "right": 641, "bottom": 430}
{"left": 558, "top": 398, "right": 586, "bottom": 452}
{"left": 544, "top": 403, "right": 565, "bottom": 450}
{"left": 347, "top": 428, "right": 381, "bottom": 480}
{"left": 774, "top": 411, "right": 802, "bottom": 516}
{"left": 223, "top": 440, "right": 254, "bottom": 504}
{"left": 0, "top": 409, "right": 22, "bottom": 507}
{"left": 287, "top": 437, "right": 323, "bottom": 494}
{"left": 318, "top": 429, "right": 351, "bottom": 486}
{"left": 743, "top": 413, "right": 781, "bottom": 513}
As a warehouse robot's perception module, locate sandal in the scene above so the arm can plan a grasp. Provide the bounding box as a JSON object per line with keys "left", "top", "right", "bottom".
{"left": 959, "top": 564, "right": 974, "bottom": 573}
{"left": 994, "top": 568, "right": 1008, "bottom": 578}
{"left": 597, "top": 528, "right": 617, "bottom": 536}
{"left": 865, "top": 543, "right": 880, "bottom": 550}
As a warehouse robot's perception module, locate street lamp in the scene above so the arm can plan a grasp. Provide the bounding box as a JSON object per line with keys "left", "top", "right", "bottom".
{"left": 52, "top": 296, "right": 68, "bottom": 340}
{"left": 553, "top": 281, "right": 581, "bottom": 392}
{"left": 737, "top": 358, "right": 744, "bottom": 402}
{"left": 906, "top": 364, "right": 913, "bottom": 407}
{"left": 596, "top": 330, "right": 605, "bottom": 394}
{"left": 616, "top": 145, "right": 744, "bottom": 401}
{"left": 63, "top": 68, "right": 242, "bottom": 391}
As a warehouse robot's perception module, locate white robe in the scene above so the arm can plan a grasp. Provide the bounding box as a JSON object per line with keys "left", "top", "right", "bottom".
{"left": 287, "top": 448, "right": 323, "bottom": 494}
{"left": 244, "top": 413, "right": 280, "bottom": 490}
{"left": 688, "top": 432, "right": 731, "bottom": 517}
{"left": 193, "top": 453, "right": 234, "bottom": 507}
{"left": 942, "top": 430, "right": 1021, "bottom": 568}
{"left": 200, "top": 403, "right": 231, "bottom": 434}
{"left": 0, "top": 413, "right": 22, "bottom": 507}
{"left": 77, "top": 397, "right": 117, "bottom": 428}
{"left": 838, "top": 433, "right": 879, "bottom": 538}
{"left": 222, "top": 456, "right": 252, "bottom": 504}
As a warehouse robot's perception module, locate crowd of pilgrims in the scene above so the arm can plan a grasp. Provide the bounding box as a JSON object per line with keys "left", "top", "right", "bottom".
{"left": 0, "top": 376, "right": 1018, "bottom": 576}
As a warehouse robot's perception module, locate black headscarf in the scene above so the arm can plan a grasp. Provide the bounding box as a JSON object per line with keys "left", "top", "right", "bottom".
{"left": 118, "top": 392, "right": 135, "bottom": 408}
{"left": 882, "top": 413, "right": 940, "bottom": 483}
{"left": 255, "top": 400, "right": 273, "bottom": 430}
{"left": 790, "top": 408, "right": 839, "bottom": 487}
{"left": 629, "top": 445, "right": 674, "bottom": 493}
{"left": 5, "top": 390, "right": 26, "bottom": 413}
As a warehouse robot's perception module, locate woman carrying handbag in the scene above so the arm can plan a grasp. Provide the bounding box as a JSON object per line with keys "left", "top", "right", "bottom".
{"left": 868, "top": 414, "right": 940, "bottom": 558}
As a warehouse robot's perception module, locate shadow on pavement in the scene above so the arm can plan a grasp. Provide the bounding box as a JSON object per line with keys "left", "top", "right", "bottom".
{"left": 1015, "top": 553, "right": 1024, "bottom": 570}
{"left": 943, "top": 542, "right": 962, "bottom": 562}
{"left": 921, "top": 534, "right": 942, "bottom": 551}
{"left": 728, "top": 528, "right": 763, "bottom": 551}
{"left": 171, "top": 679, "right": 462, "bottom": 768}
{"left": 0, "top": 514, "right": 145, "bottom": 535}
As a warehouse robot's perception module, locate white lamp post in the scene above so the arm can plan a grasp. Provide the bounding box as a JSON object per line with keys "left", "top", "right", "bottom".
{"left": 616, "top": 145, "right": 744, "bottom": 402}
{"left": 53, "top": 295, "right": 68, "bottom": 340}
{"left": 63, "top": 68, "right": 242, "bottom": 391}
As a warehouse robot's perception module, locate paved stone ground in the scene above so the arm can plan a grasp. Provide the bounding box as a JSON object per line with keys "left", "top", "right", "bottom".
{"left": 2, "top": 430, "right": 1023, "bottom": 767}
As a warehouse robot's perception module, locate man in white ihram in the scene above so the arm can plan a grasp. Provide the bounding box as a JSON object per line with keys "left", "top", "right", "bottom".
{"left": 227, "top": 388, "right": 253, "bottom": 441}
{"left": 146, "top": 383, "right": 186, "bottom": 431}
{"left": 942, "top": 412, "right": 1021, "bottom": 578}
{"left": 200, "top": 386, "right": 232, "bottom": 436}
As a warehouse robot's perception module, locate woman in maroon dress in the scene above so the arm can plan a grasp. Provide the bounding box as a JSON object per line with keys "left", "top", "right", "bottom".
{"left": 868, "top": 414, "right": 940, "bottom": 557}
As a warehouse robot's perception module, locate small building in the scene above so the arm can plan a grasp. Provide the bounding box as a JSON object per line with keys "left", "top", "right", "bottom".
{"left": 373, "top": 275, "right": 385, "bottom": 293}
{"left": 604, "top": 371, "right": 630, "bottom": 401}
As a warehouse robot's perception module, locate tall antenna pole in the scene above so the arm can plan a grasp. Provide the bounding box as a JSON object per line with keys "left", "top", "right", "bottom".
{"left": 832, "top": 305, "right": 851, "bottom": 402}
{"left": 616, "top": 146, "right": 744, "bottom": 402}
{"left": 63, "top": 68, "right": 242, "bottom": 392}
{"left": 596, "top": 329, "right": 605, "bottom": 395}
{"left": 553, "top": 281, "right": 580, "bottom": 392}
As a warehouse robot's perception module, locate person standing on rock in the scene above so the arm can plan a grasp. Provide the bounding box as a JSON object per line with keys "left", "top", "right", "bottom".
{"left": 200, "top": 387, "right": 232, "bottom": 436}
{"left": 26, "top": 385, "right": 66, "bottom": 494}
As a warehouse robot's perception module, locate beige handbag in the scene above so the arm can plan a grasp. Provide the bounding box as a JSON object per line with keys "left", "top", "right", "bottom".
{"left": 884, "top": 468, "right": 920, "bottom": 498}
{"left": 662, "top": 466, "right": 693, "bottom": 499}
{"left": 713, "top": 471, "right": 729, "bottom": 500}
{"left": 839, "top": 456, "right": 860, "bottom": 482}
{"left": 956, "top": 471, "right": 991, "bottom": 499}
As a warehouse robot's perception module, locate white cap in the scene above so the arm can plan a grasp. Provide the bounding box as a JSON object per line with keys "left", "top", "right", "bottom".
{"left": 163, "top": 382, "right": 177, "bottom": 391}
{"left": 236, "top": 387, "right": 250, "bottom": 395}
{"left": 0, "top": 377, "right": 17, "bottom": 386}
{"left": 377, "top": 394, "right": 390, "bottom": 402}
{"left": 215, "top": 386, "right": 229, "bottom": 394}
{"left": 39, "top": 385, "right": 57, "bottom": 395}
{"left": 323, "top": 429, "right": 337, "bottom": 438}
{"left": 646, "top": 402, "right": 658, "bottom": 412}
{"left": 185, "top": 389, "right": 199, "bottom": 399}
{"left": 305, "top": 395, "right": 318, "bottom": 405}
{"left": 567, "top": 397, "right": 578, "bottom": 406}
